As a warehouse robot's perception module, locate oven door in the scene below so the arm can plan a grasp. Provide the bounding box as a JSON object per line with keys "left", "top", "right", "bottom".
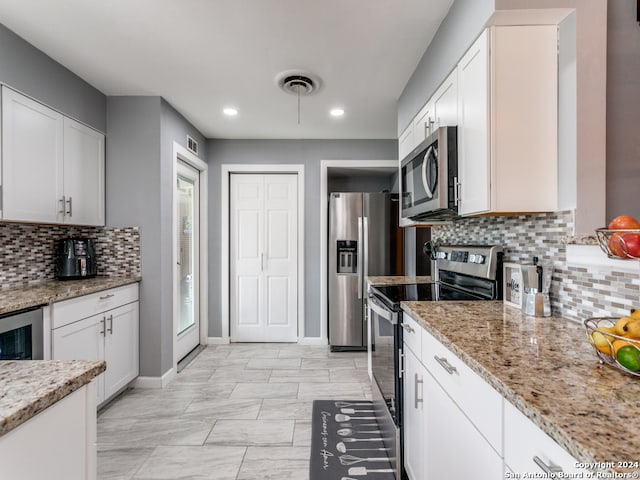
{"left": 0, "top": 307, "right": 43, "bottom": 360}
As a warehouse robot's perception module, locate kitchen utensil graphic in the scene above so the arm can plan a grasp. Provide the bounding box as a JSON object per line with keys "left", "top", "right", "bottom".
{"left": 339, "top": 454, "right": 392, "bottom": 466}
{"left": 335, "top": 414, "right": 377, "bottom": 422}
{"left": 336, "top": 442, "right": 389, "bottom": 453}
{"left": 334, "top": 401, "right": 373, "bottom": 408}
{"left": 337, "top": 428, "right": 382, "bottom": 436}
{"left": 339, "top": 422, "right": 379, "bottom": 428}
{"left": 341, "top": 437, "right": 384, "bottom": 443}
{"left": 348, "top": 467, "right": 395, "bottom": 476}
{"left": 340, "top": 408, "right": 375, "bottom": 414}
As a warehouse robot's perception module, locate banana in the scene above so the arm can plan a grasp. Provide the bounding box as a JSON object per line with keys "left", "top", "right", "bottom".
{"left": 625, "top": 320, "right": 640, "bottom": 339}
{"left": 630, "top": 309, "right": 640, "bottom": 320}
{"left": 614, "top": 316, "right": 634, "bottom": 336}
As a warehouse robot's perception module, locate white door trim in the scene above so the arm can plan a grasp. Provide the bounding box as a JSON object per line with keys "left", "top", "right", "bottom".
{"left": 319, "top": 159, "right": 397, "bottom": 344}
{"left": 172, "top": 142, "right": 208, "bottom": 371}
{"left": 221, "top": 164, "right": 305, "bottom": 343}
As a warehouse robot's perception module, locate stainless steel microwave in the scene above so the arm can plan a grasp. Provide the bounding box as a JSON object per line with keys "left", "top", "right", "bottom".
{"left": 400, "top": 126, "right": 459, "bottom": 220}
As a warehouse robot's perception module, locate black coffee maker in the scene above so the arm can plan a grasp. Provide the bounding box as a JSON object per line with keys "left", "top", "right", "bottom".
{"left": 55, "top": 238, "right": 97, "bottom": 279}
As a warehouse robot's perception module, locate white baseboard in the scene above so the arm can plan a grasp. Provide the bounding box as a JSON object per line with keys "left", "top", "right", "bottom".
{"left": 132, "top": 367, "right": 176, "bottom": 389}
{"left": 207, "top": 336, "right": 230, "bottom": 345}
{"left": 298, "top": 336, "right": 329, "bottom": 345}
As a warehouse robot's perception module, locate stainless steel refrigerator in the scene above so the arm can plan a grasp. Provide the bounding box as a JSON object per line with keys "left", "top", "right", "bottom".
{"left": 329, "top": 192, "right": 403, "bottom": 350}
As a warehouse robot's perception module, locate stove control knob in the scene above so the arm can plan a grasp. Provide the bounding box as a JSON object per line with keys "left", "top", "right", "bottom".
{"left": 435, "top": 251, "right": 448, "bottom": 260}
{"left": 468, "top": 254, "right": 477, "bottom": 263}
{"left": 474, "top": 255, "right": 485, "bottom": 264}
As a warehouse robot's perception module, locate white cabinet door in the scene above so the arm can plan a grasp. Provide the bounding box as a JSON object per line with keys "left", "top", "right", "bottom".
{"left": 403, "top": 346, "right": 425, "bottom": 480}
{"left": 230, "top": 174, "right": 299, "bottom": 342}
{"left": 398, "top": 123, "right": 414, "bottom": 162}
{"left": 424, "top": 370, "right": 503, "bottom": 480}
{"left": 433, "top": 69, "right": 458, "bottom": 130}
{"left": 412, "top": 100, "right": 434, "bottom": 147}
{"left": 1, "top": 86, "right": 64, "bottom": 223}
{"left": 62, "top": 117, "right": 105, "bottom": 226}
{"left": 457, "top": 29, "right": 490, "bottom": 216}
{"left": 52, "top": 314, "right": 106, "bottom": 404}
{"left": 104, "top": 302, "right": 139, "bottom": 399}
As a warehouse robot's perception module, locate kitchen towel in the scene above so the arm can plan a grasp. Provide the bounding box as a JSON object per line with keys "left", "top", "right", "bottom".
{"left": 309, "top": 399, "right": 395, "bottom": 480}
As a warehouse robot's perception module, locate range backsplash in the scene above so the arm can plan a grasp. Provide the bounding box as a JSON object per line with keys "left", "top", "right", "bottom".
{"left": 0, "top": 223, "right": 140, "bottom": 289}
{"left": 431, "top": 210, "right": 640, "bottom": 322}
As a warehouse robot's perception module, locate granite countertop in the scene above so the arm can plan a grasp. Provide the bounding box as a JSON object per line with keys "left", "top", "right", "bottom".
{"left": 0, "top": 275, "right": 141, "bottom": 315}
{"left": 366, "top": 275, "right": 432, "bottom": 286}
{"left": 401, "top": 301, "right": 640, "bottom": 471}
{"left": 0, "top": 360, "right": 106, "bottom": 436}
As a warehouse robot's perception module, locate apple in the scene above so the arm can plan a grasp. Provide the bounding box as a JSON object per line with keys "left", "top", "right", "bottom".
{"left": 608, "top": 215, "right": 640, "bottom": 230}
{"left": 609, "top": 232, "right": 640, "bottom": 258}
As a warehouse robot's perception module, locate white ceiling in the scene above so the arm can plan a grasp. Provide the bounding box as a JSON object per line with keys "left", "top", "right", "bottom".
{"left": 0, "top": 0, "right": 454, "bottom": 139}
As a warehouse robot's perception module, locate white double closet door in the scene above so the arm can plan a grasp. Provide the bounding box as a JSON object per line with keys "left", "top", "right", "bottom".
{"left": 230, "top": 173, "right": 298, "bottom": 342}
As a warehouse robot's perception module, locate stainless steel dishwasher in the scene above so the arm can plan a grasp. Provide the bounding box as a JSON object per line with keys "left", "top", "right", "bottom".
{"left": 0, "top": 307, "right": 44, "bottom": 360}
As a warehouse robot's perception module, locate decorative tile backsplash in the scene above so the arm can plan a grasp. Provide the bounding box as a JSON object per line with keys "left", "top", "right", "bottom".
{"left": 0, "top": 223, "right": 140, "bottom": 289}
{"left": 431, "top": 211, "right": 640, "bottom": 322}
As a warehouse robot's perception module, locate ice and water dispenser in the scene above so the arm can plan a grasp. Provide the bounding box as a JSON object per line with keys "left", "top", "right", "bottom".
{"left": 336, "top": 240, "right": 357, "bottom": 274}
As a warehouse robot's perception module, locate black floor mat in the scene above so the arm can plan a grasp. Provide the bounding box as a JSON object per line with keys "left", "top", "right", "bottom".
{"left": 309, "top": 400, "right": 395, "bottom": 480}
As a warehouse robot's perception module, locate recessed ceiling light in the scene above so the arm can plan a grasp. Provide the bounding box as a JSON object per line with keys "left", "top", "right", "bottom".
{"left": 223, "top": 107, "right": 238, "bottom": 116}
{"left": 330, "top": 108, "right": 345, "bottom": 117}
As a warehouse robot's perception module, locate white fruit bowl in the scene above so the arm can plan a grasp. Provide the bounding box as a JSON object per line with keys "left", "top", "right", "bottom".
{"left": 584, "top": 317, "right": 640, "bottom": 377}
{"left": 595, "top": 228, "right": 640, "bottom": 259}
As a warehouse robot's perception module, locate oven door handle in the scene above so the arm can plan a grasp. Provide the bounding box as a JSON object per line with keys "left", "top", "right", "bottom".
{"left": 368, "top": 295, "right": 397, "bottom": 325}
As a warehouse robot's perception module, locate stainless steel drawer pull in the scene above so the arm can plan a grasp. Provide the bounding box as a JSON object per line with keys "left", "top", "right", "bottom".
{"left": 99, "top": 293, "right": 115, "bottom": 300}
{"left": 532, "top": 456, "right": 563, "bottom": 476}
{"left": 99, "top": 317, "right": 106, "bottom": 336}
{"left": 401, "top": 324, "right": 415, "bottom": 334}
{"left": 107, "top": 314, "right": 114, "bottom": 334}
{"left": 59, "top": 196, "right": 66, "bottom": 216}
{"left": 434, "top": 355, "right": 458, "bottom": 375}
{"left": 66, "top": 196, "right": 73, "bottom": 217}
{"left": 414, "top": 373, "right": 424, "bottom": 409}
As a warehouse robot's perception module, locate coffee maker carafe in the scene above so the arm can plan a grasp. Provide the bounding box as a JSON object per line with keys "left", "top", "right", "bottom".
{"left": 521, "top": 257, "right": 551, "bottom": 317}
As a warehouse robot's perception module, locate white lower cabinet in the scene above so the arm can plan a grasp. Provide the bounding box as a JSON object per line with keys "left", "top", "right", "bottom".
{"left": 402, "top": 311, "right": 588, "bottom": 479}
{"left": 504, "top": 400, "right": 588, "bottom": 477}
{"left": 52, "top": 284, "right": 139, "bottom": 406}
{"left": 0, "top": 382, "right": 97, "bottom": 480}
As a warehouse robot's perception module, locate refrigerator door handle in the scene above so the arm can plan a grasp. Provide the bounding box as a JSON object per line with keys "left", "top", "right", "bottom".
{"left": 357, "top": 216, "right": 363, "bottom": 299}
{"left": 363, "top": 216, "right": 369, "bottom": 289}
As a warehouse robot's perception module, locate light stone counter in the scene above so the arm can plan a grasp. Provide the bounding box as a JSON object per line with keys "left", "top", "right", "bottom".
{"left": 401, "top": 300, "right": 640, "bottom": 470}
{"left": 0, "top": 275, "right": 141, "bottom": 315}
{"left": 0, "top": 359, "right": 105, "bottom": 436}
{"left": 366, "top": 275, "right": 432, "bottom": 286}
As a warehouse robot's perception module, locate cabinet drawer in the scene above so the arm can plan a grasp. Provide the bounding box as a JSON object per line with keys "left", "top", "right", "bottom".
{"left": 401, "top": 313, "right": 422, "bottom": 357}
{"left": 52, "top": 283, "right": 139, "bottom": 329}
{"left": 421, "top": 328, "right": 503, "bottom": 453}
{"left": 504, "top": 400, "right": 586, "bottom": 477}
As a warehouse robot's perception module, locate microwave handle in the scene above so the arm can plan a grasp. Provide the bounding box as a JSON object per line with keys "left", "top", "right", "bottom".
{"left": 422, "top": 147, "right": 435, "bottom": 199}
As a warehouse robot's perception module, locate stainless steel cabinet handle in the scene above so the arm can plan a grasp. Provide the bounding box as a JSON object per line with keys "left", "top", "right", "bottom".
{"left": 428, "top": 117, "right": 435, "bottom": 134}
{"left": 401, "top": 323, "right": 415, "bottom": 334}
{"left": 424, "top": 122, "right": 429, "bottom": 138}
{"left": 434, "top": 355, "right": 458, "bottom": 375}
{"left": 399, "top": 350, "right": 404, "bottom": 379}
{"left": 66, "top": 196, "right": 72, "bottom": 217}
{"left": 414, "top": 373, "right": 424, "bottom": 409}
{"left": 107, "top": 314, "right": 113, "bottom": 334}
{"left": 532, "top": 456, "right": 563, "bottom": 477}
{"left": 99, "top": 317, "right": 106, "bottom": 336}
{"left": 99, "top": 293, "right": 115, "bottom": 300}
{"left": 59, "top": 196, "right": 66, "bottom": 216}
{"left": 454, "top": 176, "right": 460, "bottom": 206}
{"left": 260, "top": 253, "right": 264, "bottom": 272}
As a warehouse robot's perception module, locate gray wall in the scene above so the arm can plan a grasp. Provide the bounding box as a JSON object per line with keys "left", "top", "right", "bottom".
{"left": 397, "top": 0, "right": 495, "bottom": 135}
{"left": 207, "top": 139, "right": 397, "bottom": 338}
{"left": 327, "top": 174, "right": 396, "bottom": 193}
{"left": 606, "top": 0, "right": 640, "bottom": 220}
{"left": 107, "top": 96, "right": 207, "bottom": 377}
{"left": 0, "top": 23, "right": 106, "bottom": 131}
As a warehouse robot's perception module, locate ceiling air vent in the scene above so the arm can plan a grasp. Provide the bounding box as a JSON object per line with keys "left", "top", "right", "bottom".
{"left": 187, "top": 135, "right": 198, "bottom": 155}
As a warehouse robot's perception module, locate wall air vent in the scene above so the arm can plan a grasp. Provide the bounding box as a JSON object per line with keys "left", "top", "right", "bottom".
{"left": 187, "top": 135, "right": 199, "bottom": 155}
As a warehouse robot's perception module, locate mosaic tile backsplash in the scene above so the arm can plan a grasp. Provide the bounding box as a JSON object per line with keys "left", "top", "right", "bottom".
{"left": 0, "top": 223, "right": 140, "bottom": 289}
{"left": 431, "top": 210, "right": 640, "bottom": 322}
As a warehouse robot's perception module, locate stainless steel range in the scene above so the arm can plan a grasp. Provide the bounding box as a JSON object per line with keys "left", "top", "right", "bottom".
{"left": 367, "top": 245, "right": 503, "bottom": 480}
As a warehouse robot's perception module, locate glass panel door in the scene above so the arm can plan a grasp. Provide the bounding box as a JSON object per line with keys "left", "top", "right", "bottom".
{"left": 176, "top": 161, "right": 200, "bottom": 361}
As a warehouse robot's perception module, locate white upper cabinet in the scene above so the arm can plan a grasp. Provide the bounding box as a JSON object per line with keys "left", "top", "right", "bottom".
{"left": 1, "top": 86, "right": 105, "bottom": 226}
{"left": 398, "top": 122, "right": 414, "bottom": 162}
{"left": 412, "top": 99, "right": 434, "bottom": 148}
{"left": 457, "top": 26, "right": 558, "bottom": 216}
{"left": 63, "top": 117, "right": 105, "bottom": 226}
{"left": 432, "top": 69, "right": 458, "bottom": 130}
{"left": 1, "top": 86, "right": 64, "bottom": 223}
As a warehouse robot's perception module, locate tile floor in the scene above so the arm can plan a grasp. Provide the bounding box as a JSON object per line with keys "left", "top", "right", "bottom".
{"left": 97, "top": 343, "right": 371, "bottom": 480}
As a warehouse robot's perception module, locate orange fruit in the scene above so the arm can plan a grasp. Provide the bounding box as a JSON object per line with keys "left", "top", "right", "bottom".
{"left": 612, "top": 339, "right": 637, "bottom": 355}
